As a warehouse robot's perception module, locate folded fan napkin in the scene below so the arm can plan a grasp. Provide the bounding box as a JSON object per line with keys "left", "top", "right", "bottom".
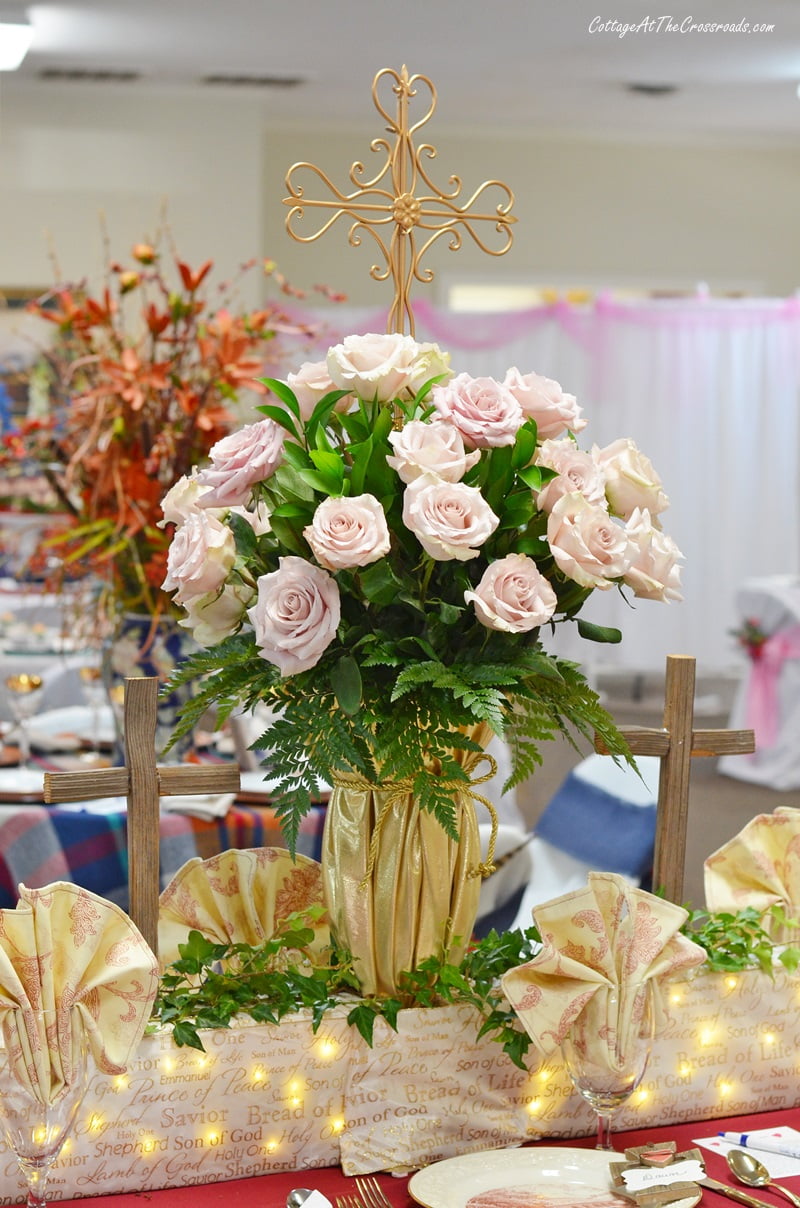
{"left": 158, "top": 847, "right": 329, "bottom": 968}
{"left": 704, "top": 807, "right": 800, "bottom": 923}
{"left": 501, "top": 871, "right": 707, "bottom": 1058}
{"left": 0, "top": 882, "right": 159, "bottom": 1103}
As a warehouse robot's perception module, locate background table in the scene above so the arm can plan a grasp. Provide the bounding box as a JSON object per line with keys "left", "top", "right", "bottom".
{"left": 50, "top": 1106, "right": 800, "bottom": 1208}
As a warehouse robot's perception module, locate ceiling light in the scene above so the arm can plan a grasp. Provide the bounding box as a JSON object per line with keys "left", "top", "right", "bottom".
{"left": 0, "top": 8, "right": 33, "bottom": 71}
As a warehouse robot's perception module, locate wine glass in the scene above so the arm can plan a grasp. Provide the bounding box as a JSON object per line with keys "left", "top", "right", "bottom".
{"left": 78, "top": 664, "right": 106, "bottom": 762}
{"left": 5, "top": 675, "right": 43, "bottom": 769}
{"left": 560, "top": 981, "right": 654, "bottom": 1150}
{"left": 0, "top": 1010, "right": 89, "bottom": 1208}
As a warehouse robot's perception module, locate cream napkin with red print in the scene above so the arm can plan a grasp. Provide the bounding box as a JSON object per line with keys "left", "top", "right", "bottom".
{"left": 704, "top": 807, "right": 800, "bottom": 930}
{"left": 158, "top": 847, "right": 329, "bottom": 968}
{"left": 501, "top": 871, "right": 707, "bottom": 1058}
{"left": 0, "top": 882, "right": 159, "bottom": 1102}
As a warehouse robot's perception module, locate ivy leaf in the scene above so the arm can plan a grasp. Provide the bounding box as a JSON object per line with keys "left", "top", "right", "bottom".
{"left": 347, "top": 1003, "right": 377, "bottom": 1046}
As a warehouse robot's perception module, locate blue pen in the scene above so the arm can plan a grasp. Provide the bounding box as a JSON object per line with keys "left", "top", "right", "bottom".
{"left": 719, "top": 1132, "right": 800, "bottom": 1160}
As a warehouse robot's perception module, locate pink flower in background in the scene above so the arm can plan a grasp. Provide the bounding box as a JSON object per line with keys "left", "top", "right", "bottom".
{"left": 304, "top": 494, "right": 391, "bottom": 570}
{"left": 286, "top": 359, "right": 340, "bottom": 420}
{"left": 465, "top": 553, "right": 557, "bottom": 633}
{"left": 387, "top": 418, "right": 481, "bottom": 484}
{"left": 503, "top": 368, "right": 586, "bottom": 439}
{"left": 327, "top": 332, "right": 436, "bottom": 403}
{"left": 535, "top": 438, "right": 607, "bottom": 512}
{"left": 594, "top": 437, "right": 669, "bottom": 521}
{"left": 162, "top": 510, "right": 236, "bottom": 603}
{"left": 197, "top": 418, "right": 285, "bottom": 507}
{"left": 431, "top": 372, "right": 524, "bottom": 448}
{"left": 547, "top": 492, "right": 631, "bottom": 589}
{"left": 624, "top": 508, "right": 683, "bottom": 602}
{"left": 403, "top": 475, "right": 499, "bottom": 561}
{"left": 247, "top": 556, "right": 341, "bottom": 676}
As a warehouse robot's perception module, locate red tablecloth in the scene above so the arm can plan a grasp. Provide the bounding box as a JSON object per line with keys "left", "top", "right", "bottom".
{"left": 53, "top": 1106, "right": 800, "bottom": 1208}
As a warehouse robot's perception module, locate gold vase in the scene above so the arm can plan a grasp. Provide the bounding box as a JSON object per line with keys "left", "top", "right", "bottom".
{"left": 320, "top": 726, "right": 496, "bottom": 997}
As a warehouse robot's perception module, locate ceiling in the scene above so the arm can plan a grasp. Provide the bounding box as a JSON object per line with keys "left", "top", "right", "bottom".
{"left": 6, "top": 0, "right": 800, "bottom": 145}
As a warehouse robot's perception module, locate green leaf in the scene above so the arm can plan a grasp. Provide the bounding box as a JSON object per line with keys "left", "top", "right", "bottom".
{"left": 256, "top": 403, "right": 301, "bottom": 442}
{"left": 347, "top": 1003, "right": 377, "bottom": 1046}
{"left": 309, "top": 449, "right": 345, "bottom": 494}
{"left": 511, "top": 421, "right": 537, "bottom": 469}
{"left": 358, "top": 558, "right": 400, "bottom": 607}
{"left": 517, "top": 464, "right": 546, "bottom": 490}
{"left": 330, "top": 654, "right": 362, "bottom": 715}
{"left": 576, "top": 619, "right": 623, "bottom": 644}
{"left": 227, "top": 509, "right": 258, "bottom": 559}
{"left": 260, "top": 377, "right": 301, "bottom": 420}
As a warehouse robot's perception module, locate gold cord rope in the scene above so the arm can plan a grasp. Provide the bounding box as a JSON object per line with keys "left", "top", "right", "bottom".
{"left": 330, "top": 754, "right": 500, "bottom": 887}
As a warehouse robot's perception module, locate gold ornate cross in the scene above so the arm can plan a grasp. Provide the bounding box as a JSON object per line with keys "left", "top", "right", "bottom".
{"left": 596, "top": 655, "right": 755, "bottom": 903}
{"left": 42, "top": 677, "right": 240, "bottom": 956}
{"left": 284, "top": 64, "right": 516, "bottom": 336}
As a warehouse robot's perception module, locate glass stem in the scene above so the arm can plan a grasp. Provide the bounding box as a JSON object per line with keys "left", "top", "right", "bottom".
{"left": 596, "top": 1112, "right": 614, "bottom": 1150}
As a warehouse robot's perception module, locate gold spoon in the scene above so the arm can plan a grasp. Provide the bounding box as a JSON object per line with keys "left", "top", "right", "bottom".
{"left": 727, "top": 1148, "right": 800, "bottom": 1208}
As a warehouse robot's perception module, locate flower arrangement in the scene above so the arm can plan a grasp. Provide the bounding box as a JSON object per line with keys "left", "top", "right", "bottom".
{"left": 0, "top": 239, "right": 318, "bottom": 622}
{"left": 730, "top": 616, "right": 770, "bottom": 661}
{"left": 163, "top": 331, "right": 683, "bottom": 849}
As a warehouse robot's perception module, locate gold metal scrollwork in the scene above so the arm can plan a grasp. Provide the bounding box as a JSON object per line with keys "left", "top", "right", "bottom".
{"left": 283, "top": 65, "right": 516, "bottom": 337}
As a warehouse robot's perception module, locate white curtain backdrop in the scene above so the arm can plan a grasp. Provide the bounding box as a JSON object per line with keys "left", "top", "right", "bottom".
{"left": 283, "top": 296, "right": 800, "bottom": 678}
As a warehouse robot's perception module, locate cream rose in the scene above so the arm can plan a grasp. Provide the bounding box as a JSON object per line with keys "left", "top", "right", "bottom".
{"left": 286, "top": 359, "right": 339, "bottom": 421}
{"left": 465, "top": 553, "right": 557, "bottom": 633}
{"left": 160, "top": 472, "right": 217, "bottom": 527}
{"left": 547, "top": 492, "right": 631, "bottom": 589}
{"left": 247, "top": 556, "right": 341, "bottom": 676}
{"left": 162, "top": 510, "right": 236, "bottom": 604}
{"left": 303, "top": 494, "right": 390, "bottom": 571}
{"left": 535, "top": 439, "right": 607, "bottom": 513}
{"left": 179, "top": 581, "right": 255, "bottom": 647}
{"left": 503, "top": 368, "right": 586, "bottom": 439}
{"left": 431, "top": 373, "right": 524, "bottom": 449}
{"left": 405, "top": 341, "right": 453, "bottom": 397}
{"left": 624, "top": 508, "right": 683, "bottom": 602}
{"left": 387, "top": 419, "right": 481, "bottom": 484}
{"left": 196, "top": 418, "right": 285, "bottom": 508}
{"left": 402, "top": 474, "right": 499, "bottom": 561}
{"left": 326, "top": 332, "right": 425, "bottom": 403}
{"left": 594, "top": 438, "right": 669, "bottom": 521}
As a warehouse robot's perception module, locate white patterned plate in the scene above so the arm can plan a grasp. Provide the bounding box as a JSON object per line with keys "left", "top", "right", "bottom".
{"left": 408, "top": 1146, "right": 618, "bottom": 1208}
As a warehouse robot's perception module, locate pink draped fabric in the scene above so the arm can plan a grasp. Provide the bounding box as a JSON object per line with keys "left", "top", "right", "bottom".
{"left": 745, "top": 624, "right": 800, "bottom": 749}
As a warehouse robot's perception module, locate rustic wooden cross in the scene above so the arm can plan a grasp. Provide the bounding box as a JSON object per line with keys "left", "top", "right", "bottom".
{"left": 42, "top": 676, "right": 240, "bottom": 957}
{"left": 595, "top": 653, "right": 755, "bottom": 904}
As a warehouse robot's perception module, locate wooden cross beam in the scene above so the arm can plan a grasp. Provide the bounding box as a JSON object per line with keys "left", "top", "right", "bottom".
{"left": 596, "top": 654, "right": 755, "bottom": 904}
{"left": 42, "top": 677, "right": 240, "bottom": 957}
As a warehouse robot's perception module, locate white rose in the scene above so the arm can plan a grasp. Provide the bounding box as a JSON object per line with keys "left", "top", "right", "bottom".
{"left": 503, "top": 368, "right": 586, "bottom": 439}
{"left": 624, "top": 508, "right": 683, "bottom": 602}
{"left": 286, "top": 359, "right": 339, "bottom": 421}
{"left": 247, "top": 556, "right": 341, "bottom": 677}
{"left": 547, "top": 492, "right": 631, "bottom": 589}
{"left": 387, "top": 419, "right": 481, "bottom": 484}
{"left": 160, "top": 472, "right": 218, "bottom": 527}
{"left": 594, "top": 437, "right": 669, "bottom": 521}
{"left": 465, "top": 554, "right": 557, "bottom": 633}
{"left": 405, "top": 341, "right": 453, "bottom": 397}
{"left": 179, "top": 581, "right": 255, "bottom": 647}
{"left": 326, "top": 332, "right": 425, "bottom": 402}
{"left": 402, "top": 474, "right": 499, "bottom": 561}
{"left": 535, "top": 439, "right": 607, "bottom": 513}
{"left": 303, "top": 494, "right": 391, "bottom": 571}
{"left": 162, "top": 510, "right": 236, "bottom": 604}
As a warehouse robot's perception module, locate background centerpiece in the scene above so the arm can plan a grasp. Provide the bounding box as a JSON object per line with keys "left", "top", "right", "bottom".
{"left": 162, "top": 329, "right": 682, "bottom": 994}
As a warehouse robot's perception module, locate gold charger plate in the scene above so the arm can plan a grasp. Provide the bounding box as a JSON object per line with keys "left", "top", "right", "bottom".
{"left": 408, "top": 1146, "right": 618, "bottom": 1208}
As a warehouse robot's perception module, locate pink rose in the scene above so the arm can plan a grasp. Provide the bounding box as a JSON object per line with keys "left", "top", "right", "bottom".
{"left": 286, "top": 359, "right": 339, "bottom": 421}
{"left": 247, "top": 556, "right": 341, "bottom": 676}
{"left": 160, "top": 472, "right": 218, "bottom": 527}
{"left": 624, "top": 509, "right": 683, "bottom": 602}
{"left": 180, "top": 581, "right": 255, "bottom": 647}
{"left": 535, "top": 439, "right": 607, "bottom": 513}
{"left": 431, "top": 373, "right": 524, "bottom": 449}
{"left": 162, "top": 510, "right": 236, "bottom": 604}
{"left": 326, "top": 332, "right": 427, "bottom": 403}
{"left": 387, "top": 419, "right": 481, "bottom": 484}
{"left": 547, "top": 492, "right": 631, "bottom": 589}
{"left": 594, "top": 438, "right": 669, "bottom": 521}
{"left": 303, "top": 494, "right": 390, "bottom": 570}
{"left": 196, "top": 418, "right": 285, "bottom": 508}
{"left": 465, "top": 554, "right": 557, "bottom": 633}
{"left": 402, "top": 474, "right": 499, "bottom": 561}
{"left": 503, "top": 368, "right": 586, "bottom": 439}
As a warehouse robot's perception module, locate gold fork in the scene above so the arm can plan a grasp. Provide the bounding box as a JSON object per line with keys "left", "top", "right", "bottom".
{"left": 355, "top": 1176, "right": 393, "bottom": 1208}
{"left": 336, "top": 1197, "right": 365, "bottom": 1208}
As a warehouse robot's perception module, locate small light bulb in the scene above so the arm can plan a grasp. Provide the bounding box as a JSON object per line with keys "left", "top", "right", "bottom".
{"left": 725, "top": 976, "right": 738, "bottom": 990}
